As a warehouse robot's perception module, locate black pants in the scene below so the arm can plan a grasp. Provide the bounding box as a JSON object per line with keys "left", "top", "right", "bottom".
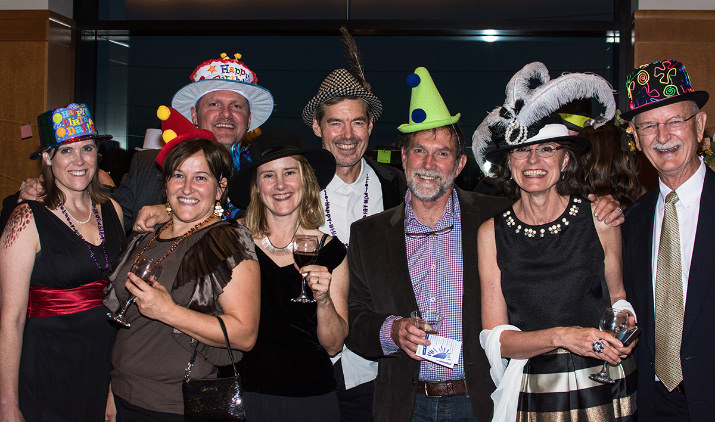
{"left": 334, "top": 359, "right": 375, "bottom": 422}
{"left": 653, "top": 381, "right": 690, "bottom": 421}
{"left": 114, "top": 394, "right": 184, "bottom": 422}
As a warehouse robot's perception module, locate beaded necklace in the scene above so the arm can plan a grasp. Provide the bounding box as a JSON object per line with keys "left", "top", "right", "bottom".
{"left": 503, "top": 196, "right": 582, "bottom": 238}
{"left": 324, "top": 173, "right": 369, "bottom": 247}
{"left": 132, "top": 213, "right": 216, "bottom": 269}
{"left": 58, "top": 200, "right": 109, "bottom": 271}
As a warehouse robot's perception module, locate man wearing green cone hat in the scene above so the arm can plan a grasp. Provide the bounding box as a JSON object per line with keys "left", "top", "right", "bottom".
{"left": 347, "top": 67, "right": 511, "bottom": 421}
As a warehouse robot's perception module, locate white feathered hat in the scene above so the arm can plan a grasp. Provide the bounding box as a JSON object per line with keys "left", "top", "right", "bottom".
{"left": 472, "top": 62, "right": 616, "bottom": 176}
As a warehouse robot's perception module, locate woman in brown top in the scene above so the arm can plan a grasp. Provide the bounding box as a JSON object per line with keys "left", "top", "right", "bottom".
{"left": 104, "top": 134, "right": 260, "bottom": 421}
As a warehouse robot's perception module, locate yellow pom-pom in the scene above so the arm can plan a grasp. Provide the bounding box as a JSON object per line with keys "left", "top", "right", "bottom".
{"left": 157, "top": 105, "right": 171, "bottom": 121}
{"left": 234, "top": 53, "right": 242, "bottom": 60}
{"left": 162, "top": 129, "right": 177, "bottom": 143}
{"left": 220, "top": 52, "right": 228, "bottom": 59}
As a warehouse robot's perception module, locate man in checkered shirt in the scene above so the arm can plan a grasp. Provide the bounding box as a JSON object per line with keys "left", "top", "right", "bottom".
{"left": 346, "top": 67, "right": 512, "bottom": 421}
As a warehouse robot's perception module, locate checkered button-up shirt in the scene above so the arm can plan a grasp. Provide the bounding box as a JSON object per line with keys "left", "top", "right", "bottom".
{"left": 379, "top": 189, "right": 465, "bottom": 381}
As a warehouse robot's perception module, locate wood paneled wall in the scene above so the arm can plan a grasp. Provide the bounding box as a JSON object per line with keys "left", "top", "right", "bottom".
{"left": 632, "top": 10, "right": 715, "bottom": 189}
{"left": 0, "top": 10, "right": 75, "bottom": 200}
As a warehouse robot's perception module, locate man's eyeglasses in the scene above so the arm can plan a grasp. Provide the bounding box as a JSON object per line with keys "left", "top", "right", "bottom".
{"left": 405, "top": 225, "right": 454, "bottom": 238}
{"left": 635, "top": 113, "right": 697, "bottom": 137}
{"left": 405, "top": 194, "right": 455, "bottom": 238}
{"left": 509, "top": 145, "right": 564, "bottom": 160}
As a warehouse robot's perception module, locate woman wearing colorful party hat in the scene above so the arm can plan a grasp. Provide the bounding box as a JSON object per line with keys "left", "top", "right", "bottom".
{"left": 0, "top": 104, "right": 126, "bottom": 421}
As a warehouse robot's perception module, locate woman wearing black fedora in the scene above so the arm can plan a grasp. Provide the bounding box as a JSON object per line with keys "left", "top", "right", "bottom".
{"left": 229, "top": 129, "right": 348, "bottom": 422}
{"left": 474, "top": 63, "right": 637, "bottom": 421}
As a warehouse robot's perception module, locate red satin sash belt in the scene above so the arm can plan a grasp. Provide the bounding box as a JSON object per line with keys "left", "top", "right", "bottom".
{"left": 27, "top": 279, "right": 107, "bottom": 318}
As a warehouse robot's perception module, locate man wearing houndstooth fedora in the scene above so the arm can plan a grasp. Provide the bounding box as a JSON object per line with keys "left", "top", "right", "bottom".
{"left": 301, "top": 28, "right": 406, "bottom": 422}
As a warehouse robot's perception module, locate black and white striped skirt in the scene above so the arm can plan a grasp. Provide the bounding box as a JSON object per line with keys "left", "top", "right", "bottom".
{"left": 517, "top": 348, "right": 636, "bottom": 421}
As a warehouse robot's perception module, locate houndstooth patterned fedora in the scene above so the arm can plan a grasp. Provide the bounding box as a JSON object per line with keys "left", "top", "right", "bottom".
{"left": 302, "top": 68, "right": 383, "bottom": 125}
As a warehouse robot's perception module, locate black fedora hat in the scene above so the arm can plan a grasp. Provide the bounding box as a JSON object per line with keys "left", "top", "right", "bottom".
{"left": 228, "top": 129, "right": 336, "bottom": 208}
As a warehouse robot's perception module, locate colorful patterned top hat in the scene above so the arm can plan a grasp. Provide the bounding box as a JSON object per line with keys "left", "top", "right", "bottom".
{"left": 172, "top": 53, "right": 274, "bottom": 132}
{"left": 472, "top": 62, "right": 616, "bottom": 176}
{"left": 621, "top": 59, "right": 708, "bottom": 121}
{"left": 302, "top": 68, "right": 383, "bottom": 125}
{"left": 398, "top": 67, "right": 460, "bottom": 133}
{"left": 155, "top": 105, "right": 217, "bottom": 167}
{"left": 31, "top": 103, "right": 112, "bottom": 160}
{"left": 227, "top": 129, "right": 336, "bottom": 209}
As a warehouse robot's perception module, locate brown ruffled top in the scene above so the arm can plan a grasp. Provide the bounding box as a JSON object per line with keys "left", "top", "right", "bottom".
{"left": 105, "top": 220, "right": 257, "bottom": 414}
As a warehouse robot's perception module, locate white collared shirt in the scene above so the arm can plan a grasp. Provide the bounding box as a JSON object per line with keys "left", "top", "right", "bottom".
{"left": 651, "top": 159, "right": 706, "bottom": 305}
{"left": 319, "top": 158, "right": 384, "bottom": 245}
{"left": 319, "top": 158, "right": 384, "bottom": 389}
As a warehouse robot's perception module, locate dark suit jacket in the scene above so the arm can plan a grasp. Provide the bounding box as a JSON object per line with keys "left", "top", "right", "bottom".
{"left": 347, "top": 188, "right": 511, "bottom": 422}
{"left": 113, "top": 149, "right": 163, "bottom": 230}
{"left": 365, "top": 157, "right": 407, "bottom": 209}
{"left": 623, "top": 167, "right": 715, "bottom": 421}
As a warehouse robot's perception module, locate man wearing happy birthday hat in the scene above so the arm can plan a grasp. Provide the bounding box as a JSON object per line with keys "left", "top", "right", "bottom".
{"left": 303, "top": 28, "right": 406, "bottom": 422}
{"left": 16, "top": 53, "right": 273, "bottom": 229}
{"left": 347, "top": 67, "right": 511, "bottom": 421}
{"left": 620, "top": 59, "right": 714, "bottom": 421}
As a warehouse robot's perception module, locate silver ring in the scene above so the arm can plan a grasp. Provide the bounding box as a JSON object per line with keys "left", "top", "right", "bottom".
{"left": 616, "top": 207, "right": 622, "bottom": 212}
{"left": 592, "top": 339, "right": 605, "bottom": 354}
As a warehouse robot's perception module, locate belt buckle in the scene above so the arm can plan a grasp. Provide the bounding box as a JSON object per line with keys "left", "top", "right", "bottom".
{"left": 423, "top": 380, "right": 445, "bottom": 398}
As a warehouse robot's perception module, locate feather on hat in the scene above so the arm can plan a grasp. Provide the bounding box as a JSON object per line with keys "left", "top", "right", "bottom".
{"left": 472, "top": 62, "right": 616, "bottom": 176}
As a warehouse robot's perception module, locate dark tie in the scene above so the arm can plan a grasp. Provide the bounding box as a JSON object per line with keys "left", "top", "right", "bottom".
{"left": 654, "top": 191, "right": 684, "bottom": 392}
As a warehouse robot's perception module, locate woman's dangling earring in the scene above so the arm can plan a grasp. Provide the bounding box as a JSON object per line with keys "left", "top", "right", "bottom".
{"left": 214, "top": 201, "right": 224, "bottom": 216}
{"left": 560, "top": 171, "right": 566, "bottom": 181}
{"left": 165, "top": 203, "right": 172, "bottom": 215}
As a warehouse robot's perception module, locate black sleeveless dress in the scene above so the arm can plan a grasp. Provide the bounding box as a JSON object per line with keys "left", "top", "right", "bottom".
{"left": 239, "top": 236, "right": 346, "bottom": 421}
{"left": 494, "top": 196, "right": 635, "bottom": 421}
{"left": 19, "top": 200, "right": 124, "bottom": 422}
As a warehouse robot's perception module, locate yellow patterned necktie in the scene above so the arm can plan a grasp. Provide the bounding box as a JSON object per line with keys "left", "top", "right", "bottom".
{"left": 654, "top": 190, "right": 684, "bottom": 392}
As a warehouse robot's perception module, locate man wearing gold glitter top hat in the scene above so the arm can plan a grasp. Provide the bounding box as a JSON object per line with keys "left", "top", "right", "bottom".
{"left": 13, "top": 53, "right": 273, "bottom": 229}
{"left": 621, "top": 59, "right": 714, "bottom": 421}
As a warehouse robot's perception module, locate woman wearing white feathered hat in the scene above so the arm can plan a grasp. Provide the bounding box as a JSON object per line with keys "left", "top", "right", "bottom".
{"left": 474, "top": 62, "right": 637, "bottom": 421}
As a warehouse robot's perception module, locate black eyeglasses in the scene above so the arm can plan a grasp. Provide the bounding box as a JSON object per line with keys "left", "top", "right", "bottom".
{"left": 635, "top": 113, "right": 698, "bottom": 136}
{"left": 404, "top": 194, "right": 455, "bottom": 238}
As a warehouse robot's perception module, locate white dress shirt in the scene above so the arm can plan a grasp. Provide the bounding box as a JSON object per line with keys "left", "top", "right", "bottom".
{"left": 320, "top": 158, "right": 384, "bottom": 389}
{"left": 651, "top": 159, "right": 706, "bottom": 306}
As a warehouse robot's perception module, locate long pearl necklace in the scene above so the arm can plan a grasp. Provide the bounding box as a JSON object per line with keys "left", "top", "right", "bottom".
{"left": 261, "top": 224, "right": 299, "bottom": 255}
{"left": 324, "top": 173, "right": 369, "bottom": 247}
{"left": 58, "top": 200, "right": 109, "bottom": 271}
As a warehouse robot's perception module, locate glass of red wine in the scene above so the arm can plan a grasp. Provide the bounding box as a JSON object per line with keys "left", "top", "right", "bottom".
{"left": 291, "top": 235, "right": 319, "bottom": 303}
{"left": 107, "top": 256, "right": 162, "bottom": 327}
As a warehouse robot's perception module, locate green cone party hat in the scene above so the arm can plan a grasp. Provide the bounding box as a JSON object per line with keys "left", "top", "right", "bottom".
{"left": 398, "top": 67, "right": 460, "bottom": 133}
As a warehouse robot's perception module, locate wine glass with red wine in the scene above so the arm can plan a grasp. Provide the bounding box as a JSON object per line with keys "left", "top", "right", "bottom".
{"left": 291, "top": 235, "right": 319, "bottom": 303}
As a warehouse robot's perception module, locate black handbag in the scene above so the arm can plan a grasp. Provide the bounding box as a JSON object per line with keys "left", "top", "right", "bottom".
{"left": 182, "top": 316, "right": 246, "bottom": 421}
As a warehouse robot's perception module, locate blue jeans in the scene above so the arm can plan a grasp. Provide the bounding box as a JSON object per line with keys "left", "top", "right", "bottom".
{"left": 412, "top": 393, "right": 478, "bottom": 422}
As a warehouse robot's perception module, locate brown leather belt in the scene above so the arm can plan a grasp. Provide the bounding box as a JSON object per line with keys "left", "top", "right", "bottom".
{"left": 417, "top": 379, "right": 467, "bottom": 397}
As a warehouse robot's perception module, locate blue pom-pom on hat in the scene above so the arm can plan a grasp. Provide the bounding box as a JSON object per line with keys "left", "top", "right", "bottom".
{"left": 411, "top": 108, "right": 427, "bottom": 123}
{"left": 406, "top": 73, "right": 421, "bottom": 88}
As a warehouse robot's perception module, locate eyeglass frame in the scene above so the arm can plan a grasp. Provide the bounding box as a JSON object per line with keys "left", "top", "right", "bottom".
{"left": 404, "top": 192, "right": 456, "bottom": 238}
{"left": 634, "top": 113, "right": 698, "bottom": 137}
{"left": 508, "top": 144, "right": 565, "bottom": 160}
